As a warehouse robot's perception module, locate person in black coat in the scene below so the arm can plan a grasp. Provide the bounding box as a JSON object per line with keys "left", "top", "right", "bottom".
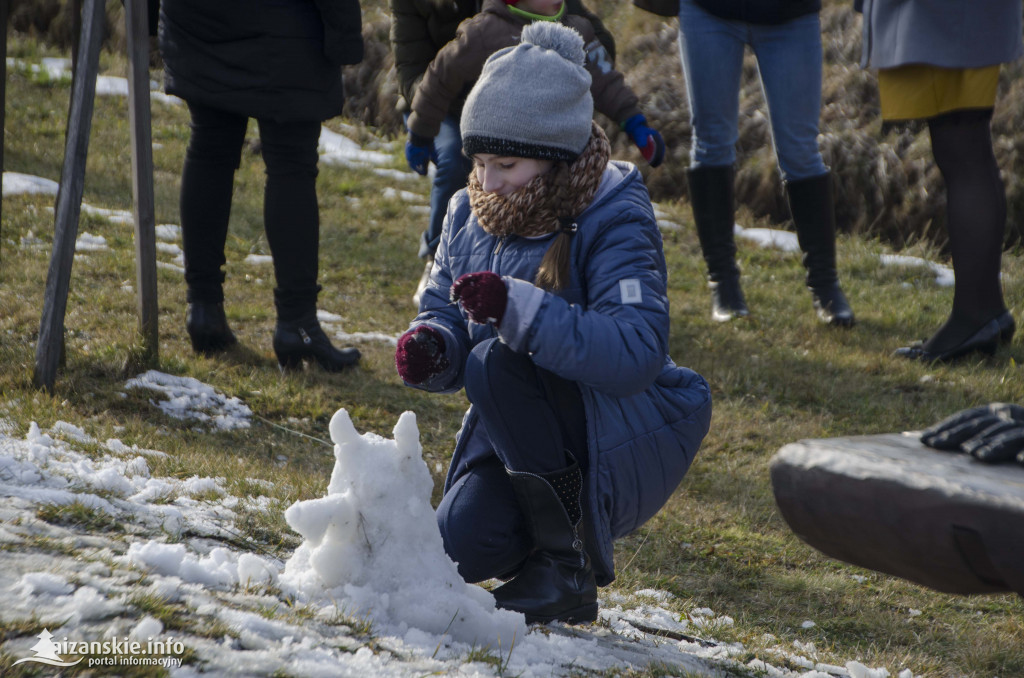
{"left": 159, "top": 0, "right": 364, "bottom": 371}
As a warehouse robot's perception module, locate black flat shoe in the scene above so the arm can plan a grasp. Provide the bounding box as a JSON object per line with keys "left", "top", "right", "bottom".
{"left": 894, "top": 311, "right": 1014, "bottom": 363}
{"left": 273, "top": 320, "right": 360, "bottom": 372}
{"left": 187, "top": 301, "right": 237, "bottom": 354}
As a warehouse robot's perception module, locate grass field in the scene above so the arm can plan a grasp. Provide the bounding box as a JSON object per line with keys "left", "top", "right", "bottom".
{"left": 1, "top": 26, "right": 1022, "bottom": 678}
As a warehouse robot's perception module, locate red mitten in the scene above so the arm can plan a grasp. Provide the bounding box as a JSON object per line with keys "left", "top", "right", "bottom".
{"left": 451, "top": 272, "right": 508, "bottom": 326}
{"left": 395, "top": 325, "right": 449, "bottom": 384}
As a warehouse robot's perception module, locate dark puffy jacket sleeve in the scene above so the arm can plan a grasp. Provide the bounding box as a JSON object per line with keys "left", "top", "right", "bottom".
{"left": 407, "top": 19, "right": 492, "bottom": 138}
{"left": 391, "top": 0, "right": 437, "bottom": 104}
{"left": 565, "top": 15, "right": 641, "bottom": 125}
{"left": 401, "top": 200, "right": 473, "bottom": 393}
{"left": 565, "top": 0, "right": 616, "bottom": 63}
{"left": 498, "top": 202, "right": 669, "bottom": 397}
{"left": 314, "top": 0, "right": 364, "bottom": 65}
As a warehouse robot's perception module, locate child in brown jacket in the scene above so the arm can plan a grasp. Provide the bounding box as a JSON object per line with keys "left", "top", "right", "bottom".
{"left": 404, "top": 0, "right": 664, "bottom": 176}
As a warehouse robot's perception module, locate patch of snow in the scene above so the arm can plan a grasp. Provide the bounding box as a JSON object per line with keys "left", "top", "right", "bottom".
{"left": 382, "top": 187, "right": 425, "bottom": 203}
{"left": 75, "top": 232, "right": 109, "bottom": 252}
{"left": 879, "top": 254, "right": 955, "bottom": 287}
{"left": 736, "top": 224, "right": 801, "bottom": 253}
{"left": 3, "top": 171, "right": 59, "bottom": 197}
{"left": 319, "top": 311, "right": 401, "bottom": 346}
{"left": 155, "top": 224, "right": 181, "bottom": 241}
{"left": 81, "top": 203, "right": 134, "bottom": 224}
{"left": 124, "top": 371, "right": 252, "bottom": 431}
{"left": 319, "top": 127, "right": 394, "bottom": 168}
{"left": 373, "top": 167, "right": 419, "bottom": 181}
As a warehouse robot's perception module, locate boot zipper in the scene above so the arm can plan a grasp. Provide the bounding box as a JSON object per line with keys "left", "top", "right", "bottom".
{"left": 572, "top": 528, "right": 586, "bottom": 570}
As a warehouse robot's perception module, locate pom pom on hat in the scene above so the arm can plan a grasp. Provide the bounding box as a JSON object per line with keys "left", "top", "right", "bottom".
{"left": 519, "top": 20, "right": 586, "bottom": 66}
{"left": 460, "top": 23, "right": 594, "bottom": 162}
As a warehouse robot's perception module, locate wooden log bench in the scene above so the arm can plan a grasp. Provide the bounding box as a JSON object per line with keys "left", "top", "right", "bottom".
{"left": 770, "top": 432, "right": 1024, "bottom": 597}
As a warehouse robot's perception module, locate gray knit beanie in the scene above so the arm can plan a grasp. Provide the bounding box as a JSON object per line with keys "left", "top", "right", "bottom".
{"left": 460, "top": 22, "right": 593, "bottom": 162}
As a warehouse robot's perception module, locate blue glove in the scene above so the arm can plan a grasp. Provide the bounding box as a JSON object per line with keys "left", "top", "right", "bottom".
{"left": 622, "top": 114, "right": 666, "bottom": 168}
{"left": 405, "top": 133, "right": 438, "bottom": 175}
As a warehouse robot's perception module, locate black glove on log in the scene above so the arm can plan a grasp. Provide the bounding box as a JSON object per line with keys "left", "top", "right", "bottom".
{"left": 920, "top": 403, "right": 1024, "bottom": 464}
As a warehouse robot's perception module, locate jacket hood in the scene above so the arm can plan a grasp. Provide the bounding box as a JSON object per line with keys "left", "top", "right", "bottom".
{"left": 579, "top": 159, "right": 642, "bottom": 219}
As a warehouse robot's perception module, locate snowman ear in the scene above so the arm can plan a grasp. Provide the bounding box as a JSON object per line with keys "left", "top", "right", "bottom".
{"left": 393, "top": 411, "right": 421, "bottom": 459}
{"left": 329, "top": 408, "right": 358, "bottom": 446}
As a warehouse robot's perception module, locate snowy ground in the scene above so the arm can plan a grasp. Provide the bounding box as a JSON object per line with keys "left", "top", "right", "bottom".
{"left": 0, "top": 380, "right": 906, "bottom": 678}
{"left": 0, "top": 58, "right": 934, "bottom": 676}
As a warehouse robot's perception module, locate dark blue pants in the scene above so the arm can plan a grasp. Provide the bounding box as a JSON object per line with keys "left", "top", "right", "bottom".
{"left": 180, "top": 101, "right": 322, "bottom": 317}
{"left": 436, "top": 339, "right": 587, "bottom": 582}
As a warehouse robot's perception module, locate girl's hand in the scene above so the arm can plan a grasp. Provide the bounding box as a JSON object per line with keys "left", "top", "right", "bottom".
{"left": 395, "top": 325, "right": 449, "bottom": 384}
{"left": 451, "top": 272, "right": 508, "bottom": 326}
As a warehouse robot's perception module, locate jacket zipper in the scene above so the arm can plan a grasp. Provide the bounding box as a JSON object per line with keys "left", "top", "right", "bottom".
{"left": 493, "top": 235, "right": 508, "bottom": 257}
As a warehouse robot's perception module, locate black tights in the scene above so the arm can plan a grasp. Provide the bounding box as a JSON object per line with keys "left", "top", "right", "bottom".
{"left": 924, "top": 109, "right": 1007, "bottom": 353}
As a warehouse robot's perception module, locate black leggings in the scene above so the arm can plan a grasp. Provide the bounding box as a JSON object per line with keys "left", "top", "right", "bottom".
{"left": 180, "top": 101, "right": 322, "bottom": 317}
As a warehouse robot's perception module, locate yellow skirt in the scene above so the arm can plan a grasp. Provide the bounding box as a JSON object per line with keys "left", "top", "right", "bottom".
{"left": 877, "top": 64, "right": 1000, "bottom": 122}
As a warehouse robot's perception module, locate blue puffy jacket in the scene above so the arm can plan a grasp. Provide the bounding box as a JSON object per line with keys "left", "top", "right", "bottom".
{"left": 407, "top": 160, "right": 712, "bottom": 585}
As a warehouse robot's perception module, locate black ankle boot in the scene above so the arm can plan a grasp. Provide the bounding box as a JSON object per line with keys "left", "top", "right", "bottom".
{"left": 687, "top": 165, "right": 750, "bottom": 322}
{"left": 273, "top": 316, "right": 360, "bottom": 372}
{"left": 492, "top": 461, "right": 598, "bottom": 624}
{"left": 786, "top": 172, "right": 855, "bottom": 327}
{"left": 710, "top": 277, "right": 749, "bottom": 323}
{"left": 809, "top": 281, "right": 855, "bottom": 327}
{"left": 186, "top": 301, "right": 237, "bottom": 354}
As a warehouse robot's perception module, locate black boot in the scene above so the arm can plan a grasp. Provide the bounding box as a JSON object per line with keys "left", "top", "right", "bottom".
{"left": 273, "top": 288, "right": 360, "bottom": 372}
{"left": 273, "top": 313, "right": 361, "bottom": 372}
{"left": 687, "top": 165, "right": 749, "bottom": 322}
{"left": 186, "top": 301, "right": 237, "bottom": 354}
{"left": 786, "top": 172, "right": 855, "bottom": 327}
{"left": 492, "top": 461, "right": 598, "bottom": 624}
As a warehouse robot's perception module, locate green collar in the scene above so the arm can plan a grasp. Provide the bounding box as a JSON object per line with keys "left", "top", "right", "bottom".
{"left": 508, "top": 2, "right": 565, "bottom": 22}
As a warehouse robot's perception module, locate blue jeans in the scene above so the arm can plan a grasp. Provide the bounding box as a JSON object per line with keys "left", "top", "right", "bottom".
{"left": 408, "top": 113, "right": 473, "bottom": 259}
{"left": 677, "top": 0, "right": 827, "bottom": 181}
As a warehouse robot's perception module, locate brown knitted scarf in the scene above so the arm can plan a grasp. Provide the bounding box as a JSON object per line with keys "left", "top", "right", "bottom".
{"left": 467, "top": 122, "right": 611, "bottom": 238}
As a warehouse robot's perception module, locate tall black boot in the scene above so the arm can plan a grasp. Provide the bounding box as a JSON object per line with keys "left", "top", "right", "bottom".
{"left": 272, "top": 288, "right": 360, "bottom": 372}
{"left": 786, "top": 172, "right": 855, "bottom": 327}
{"left": 492, "top": 460, "right": 597, "bottom": 624}
{"left": 687, "top": 165, "right": 749, "bottom": 322}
